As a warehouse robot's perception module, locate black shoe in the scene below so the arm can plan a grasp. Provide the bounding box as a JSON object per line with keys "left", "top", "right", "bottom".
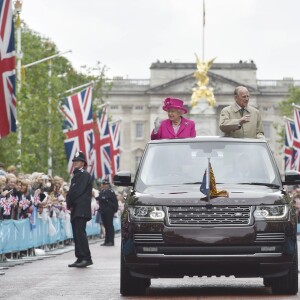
{"left": 68, "top": 259, "right": 81, "bottom": 267}
{"left": 75, "top": 259, "right": 93, "bottom": 268}
{"left": 105, "top": 242, "right": 114, "bottom": 246}
{"left": 100, "top": 242, "right": 108, "bottom": 246}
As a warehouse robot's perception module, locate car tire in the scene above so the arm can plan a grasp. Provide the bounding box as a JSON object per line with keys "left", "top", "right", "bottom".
{"left": 271, "top": 244, "right": 298, "bottom": 295}
{"left": 120, "top": 252, "right": 150, "bottom": 296}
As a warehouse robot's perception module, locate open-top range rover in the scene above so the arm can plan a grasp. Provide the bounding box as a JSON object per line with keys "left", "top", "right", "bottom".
{"left": 114, "top": 137, "right": 299, "bottom": 296}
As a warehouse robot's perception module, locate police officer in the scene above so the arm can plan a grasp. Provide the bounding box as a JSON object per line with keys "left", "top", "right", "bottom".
{"left": 67, "top": 151, "right": 93, "bottom": 267}
{"left": 97, "top": 178, "right": 118, "bottom": 246}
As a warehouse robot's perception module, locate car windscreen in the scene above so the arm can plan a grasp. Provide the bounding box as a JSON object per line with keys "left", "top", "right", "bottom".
{"left": 136, "top": 141, "right": 281, "bottom": 190}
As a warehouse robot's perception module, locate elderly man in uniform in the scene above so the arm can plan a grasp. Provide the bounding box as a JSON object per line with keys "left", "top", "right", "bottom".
{"left": 67, "top": 151, "right": 93, "bottom": 268}
{"left": 219, "top": 86, "right": 265, "bottom": 139}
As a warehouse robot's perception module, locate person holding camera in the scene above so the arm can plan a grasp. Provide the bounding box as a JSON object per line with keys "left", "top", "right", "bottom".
{"left": 67, "top": 151, "right": 93, "bottom": 268}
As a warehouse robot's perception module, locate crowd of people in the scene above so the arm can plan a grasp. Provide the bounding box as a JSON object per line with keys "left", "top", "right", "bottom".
{"left": 290, "top": 186, "right": 300, "bottom": 224}
{"left": 0, "top": 161, "right": 125, "bottom": 237}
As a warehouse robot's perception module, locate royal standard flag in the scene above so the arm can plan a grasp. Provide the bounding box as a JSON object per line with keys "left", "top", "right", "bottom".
{"left": 200, "top": 163, "right": 229, "bottom": 197}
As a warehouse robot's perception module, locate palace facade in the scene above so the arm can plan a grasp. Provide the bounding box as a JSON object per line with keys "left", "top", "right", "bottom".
{"left": 104, "top": 61, "right": 299, "bottom": 176}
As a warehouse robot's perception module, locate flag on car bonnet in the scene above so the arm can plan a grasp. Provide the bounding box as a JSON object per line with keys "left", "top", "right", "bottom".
{"left": 200, "top": 163, "right": 229, "bottom": 197}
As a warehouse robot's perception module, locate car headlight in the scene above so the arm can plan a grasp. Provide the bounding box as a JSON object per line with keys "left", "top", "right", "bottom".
{"left": 129, "top": 206, "right": 165, "bottom": 221}
{"left": 254, "top": 205, "right": 288, "bottom": 221}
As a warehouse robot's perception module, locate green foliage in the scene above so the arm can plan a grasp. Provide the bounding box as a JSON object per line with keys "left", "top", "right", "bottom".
{"left": 277, "top": 87, "right": 300, "bottom": 145}
{"left": 278, "top": 87, "right": 300, "bottom": 118}
{"left": 0, "top": 23, "right": 109, "bottom": 180}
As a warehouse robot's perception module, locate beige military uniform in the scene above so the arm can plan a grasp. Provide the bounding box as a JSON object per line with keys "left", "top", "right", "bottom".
{"left": 219, "top": 103, "right": 264, "bottom": 139}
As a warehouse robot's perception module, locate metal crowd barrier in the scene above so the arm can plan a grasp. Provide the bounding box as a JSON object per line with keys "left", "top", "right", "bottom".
{"left": 0, "top": 215, "right": 121, "bottom": 259}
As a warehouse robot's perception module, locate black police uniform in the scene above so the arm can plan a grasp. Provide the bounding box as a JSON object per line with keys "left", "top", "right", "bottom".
{"left": 97, "top": 187, "right": 117, "bottom": 246}
{"left": 67, "top": 155, "right": 93, "bottom": 265}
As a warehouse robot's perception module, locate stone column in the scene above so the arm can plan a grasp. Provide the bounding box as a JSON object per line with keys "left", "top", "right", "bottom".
{"left": 189, "top": 100, "right": 217, "bottom": 136}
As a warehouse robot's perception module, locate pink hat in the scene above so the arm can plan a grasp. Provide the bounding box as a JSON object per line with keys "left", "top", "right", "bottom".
{"left": 162, "top": 97, "right": 187, "bottom": 114}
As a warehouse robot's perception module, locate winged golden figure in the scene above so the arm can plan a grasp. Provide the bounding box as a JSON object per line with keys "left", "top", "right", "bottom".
{"left": 191, "top": 55, "right": 216, "bottom": 107}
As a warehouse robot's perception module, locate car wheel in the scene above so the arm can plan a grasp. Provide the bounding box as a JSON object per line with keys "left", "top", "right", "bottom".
{"left": 271, "top": 245, "right": 298, "bottom": 295}
{"left": 120, "top": 252, "right": 150, "bottom": 296}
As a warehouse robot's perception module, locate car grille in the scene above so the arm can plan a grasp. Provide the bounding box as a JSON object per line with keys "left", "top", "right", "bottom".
{"left": 134, "top": 233, "right": 164, "bottom": 243}
{"left": 255, "top": 233, "right": 285, "bottom": 242}
{"left": 166, "top": 205, "right": 252, "bottom": 226}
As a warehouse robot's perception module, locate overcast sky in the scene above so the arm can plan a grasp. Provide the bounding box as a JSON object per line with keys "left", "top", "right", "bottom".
{"left": 21, "top": 0, "right": 300, "bottom": 80}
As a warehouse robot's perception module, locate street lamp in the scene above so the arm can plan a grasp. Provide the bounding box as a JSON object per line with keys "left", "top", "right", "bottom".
{"left": 14, "top": 0, "right": 23, "bottom": 78}
{"left": 14, "top": 0, "right": 23, "bottom": 86}
{"left": 14, "top": 0, "right": 23, "bottom": 166}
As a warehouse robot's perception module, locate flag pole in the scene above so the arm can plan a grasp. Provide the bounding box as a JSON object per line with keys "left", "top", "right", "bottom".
{"left": 292, "top": 103, "right": 300, "bottom": 110}
{"left": 59, "top": 81, "right": 94, "bottom": 96}
{"left": 23, "top": 50, "right": 72, "bottom": 69}
{"left": 14, "top": 0, "right": 23, "bottom": 167}
{"left": 202, "top": 0, "right": 205, "bottom": 61}
{"left": 283, "top": 116, "right": 294, "bottom": 122}
{"left": 207, "top": 156, "right": 210, "bottom": 201}
{"left": 97, "top": 102, "right": 110, "bottom": 109}
{"left": 110, "top": 119, "right": 122, "bottom": 124}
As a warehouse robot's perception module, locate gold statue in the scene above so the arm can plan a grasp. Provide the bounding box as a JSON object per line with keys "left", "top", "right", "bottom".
{"left": 191, "top": 55, "right": 216, "bottom": 107}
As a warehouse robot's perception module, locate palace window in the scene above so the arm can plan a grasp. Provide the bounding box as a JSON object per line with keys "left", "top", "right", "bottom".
{"left": 135, "top": 105, "right": 144, "bottom": 110}
{"left": 135, "top": 122, "right": 144, "bottom": 139}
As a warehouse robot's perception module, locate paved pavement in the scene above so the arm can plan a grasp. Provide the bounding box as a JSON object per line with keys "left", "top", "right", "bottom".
{"left": 0, "top": 236, "right": 300, "bottom": 300}
{"left": 0, "top": 236, "right": 121, "bottom": 300}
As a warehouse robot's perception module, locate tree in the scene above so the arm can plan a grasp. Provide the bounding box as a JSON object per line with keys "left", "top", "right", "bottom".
{"left": 276, "top": 86, "right": 300, "bottom": 144}
{"left": 0, "top": 23, "right": 109, "bottom": 180}
{"left": 278, "top": 87, "right": 300, "bottom": 118}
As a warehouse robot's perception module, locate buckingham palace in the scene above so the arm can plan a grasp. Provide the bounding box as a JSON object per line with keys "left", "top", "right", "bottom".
{"left": 104, "top": 60, "right": 299, "bottom": 176}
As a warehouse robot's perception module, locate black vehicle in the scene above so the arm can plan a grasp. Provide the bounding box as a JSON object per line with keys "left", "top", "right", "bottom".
{"left": 114, "top": 137, "right": 299, "bottom": 296}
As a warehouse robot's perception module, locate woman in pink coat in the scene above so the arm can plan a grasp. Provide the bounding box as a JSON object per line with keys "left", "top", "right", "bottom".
{"left": 151, "top": 97, "right": 196, "bottom": 140}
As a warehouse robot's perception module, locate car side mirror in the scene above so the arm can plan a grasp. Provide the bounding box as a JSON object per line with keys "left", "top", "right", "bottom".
{"left": 283, "top": 170, "right": 300, "bottom": 185}
{"left": 113, "top": 171, "right": 133, "bottom": 186}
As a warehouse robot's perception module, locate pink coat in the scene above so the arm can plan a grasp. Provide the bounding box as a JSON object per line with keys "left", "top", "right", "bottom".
{"left": 151, "top": 117, "right": 196, "bottom": 140}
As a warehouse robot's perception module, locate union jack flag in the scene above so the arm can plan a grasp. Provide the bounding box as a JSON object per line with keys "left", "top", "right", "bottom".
{"left": 0, "top": 0, "right": 16, "bottom": 138}
{"left": 0, "top": 197, "right": 11, "bottom": 215}
{"left": 92, "top": 105, "right": 112, "bottom": 180}
{"left": 61, "top": 87, "right": 94, "bottom": 174}
{"left": 19, "top": 196, "right": 30, "bottom": 210}
{"left": 109, "top": 121, "right": 121, "bottom": 177}
{"left": 284, "top": 118, "right": 295, "bottom": 171}
{"left": 293, "top": 109, "right": 300, "bottom": 172}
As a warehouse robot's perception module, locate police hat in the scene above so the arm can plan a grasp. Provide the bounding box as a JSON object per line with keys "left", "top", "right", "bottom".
{"left": 101, "top": 178, "right": 110, "bottom": 184}
{"left": 72, "top": 151, "right": 87, "bottom": 166}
